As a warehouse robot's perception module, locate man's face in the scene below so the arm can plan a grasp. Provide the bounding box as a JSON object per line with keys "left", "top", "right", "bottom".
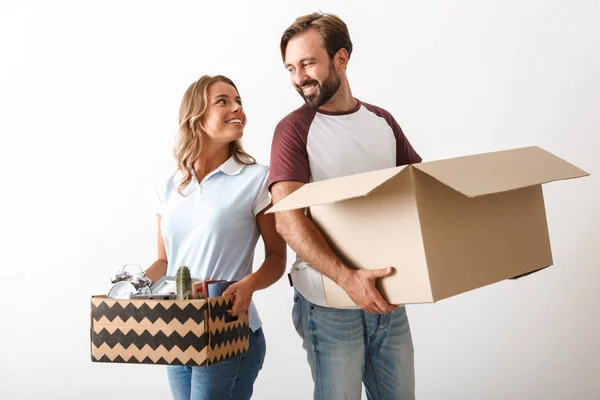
{"left": 284, "top": 29, "right": 341, "bottom": 110}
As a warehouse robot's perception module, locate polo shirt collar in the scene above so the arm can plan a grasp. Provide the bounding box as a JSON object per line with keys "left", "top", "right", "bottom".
{"left": 218, "top": 156, "right": 245, "bottom": 176}
{"left": 183, "top": 156, "right": 247, "bottom": 185}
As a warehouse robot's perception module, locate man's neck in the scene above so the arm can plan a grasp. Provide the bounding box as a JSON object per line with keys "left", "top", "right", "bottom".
{"left": 317, "top": 81, "right": 357, "bottom": 113}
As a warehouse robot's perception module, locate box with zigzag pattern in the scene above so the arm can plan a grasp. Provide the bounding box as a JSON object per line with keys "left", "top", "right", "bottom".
{"left": 90, "top": 295, "right": 249, "bottom": 366}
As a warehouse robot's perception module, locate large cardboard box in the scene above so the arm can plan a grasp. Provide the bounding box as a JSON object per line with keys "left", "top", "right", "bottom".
{"left": 268, "top": 146, "right": 589, "bottom": 307}
{"left": 90, "top": 295, "right": 249, "bottom": 366}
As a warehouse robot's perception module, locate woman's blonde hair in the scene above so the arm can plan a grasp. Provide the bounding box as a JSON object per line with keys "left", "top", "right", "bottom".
{"left": 174, "top": 75, "right": 255, "bottom": 195}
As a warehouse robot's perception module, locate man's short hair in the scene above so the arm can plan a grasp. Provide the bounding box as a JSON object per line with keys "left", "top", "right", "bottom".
{"left": 280, "top": 12, "right": 353, "bottom": 62}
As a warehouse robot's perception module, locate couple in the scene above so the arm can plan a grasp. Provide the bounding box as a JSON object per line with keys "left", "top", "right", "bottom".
{"left": 145, "top": 12, "right": 422, "bottom": 400}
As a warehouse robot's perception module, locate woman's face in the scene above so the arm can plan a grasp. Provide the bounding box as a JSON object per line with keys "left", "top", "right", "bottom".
{"left": 201, "top": 81, "right": 246, "bottom": 144}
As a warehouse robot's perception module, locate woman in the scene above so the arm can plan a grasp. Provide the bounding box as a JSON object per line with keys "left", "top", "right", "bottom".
{"left": 145, "top": 75, "right": 287, "bottom": 400}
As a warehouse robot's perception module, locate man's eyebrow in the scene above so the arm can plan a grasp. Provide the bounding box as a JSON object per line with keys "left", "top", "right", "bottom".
{"left": 284, "top": 57, "right": 317, "bottom": 68}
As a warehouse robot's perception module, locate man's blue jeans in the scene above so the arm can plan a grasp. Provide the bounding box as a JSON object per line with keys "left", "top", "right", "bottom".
{"left": 166, "top": 327, "right": 266, "bottom": 400}
{"left": 293, "top": 290, "right": 415, "bottom": 400}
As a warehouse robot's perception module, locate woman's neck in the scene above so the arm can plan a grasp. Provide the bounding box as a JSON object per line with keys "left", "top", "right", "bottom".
{"left": 192, "top": 143, "right": 230, "bottom": 182}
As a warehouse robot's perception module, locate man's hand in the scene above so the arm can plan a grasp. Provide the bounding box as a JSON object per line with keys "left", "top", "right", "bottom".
{"left": 222, "top": 277, "right": 255, "bottom": 317}
{"left": 338, "top": 267, "right": 397, "bottom": 314}
{"left": 271, "top": 182, "right": 397, "bottom": 315}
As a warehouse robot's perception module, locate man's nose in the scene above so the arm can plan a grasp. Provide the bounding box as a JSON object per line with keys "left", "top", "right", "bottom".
{"left": 293, "top": 70, "right": 309, "bottom": 88}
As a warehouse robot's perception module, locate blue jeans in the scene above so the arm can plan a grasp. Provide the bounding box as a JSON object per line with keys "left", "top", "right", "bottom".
{"left": 166, "top": 327, "right": 266, "bottom": 400}
{"left": 293, "top": 290, "right": 415, "bottom": 400}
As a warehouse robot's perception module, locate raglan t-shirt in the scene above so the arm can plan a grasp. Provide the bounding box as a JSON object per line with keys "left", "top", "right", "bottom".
{"left": 267, "top": 99, "right": 422, "bottom": 308}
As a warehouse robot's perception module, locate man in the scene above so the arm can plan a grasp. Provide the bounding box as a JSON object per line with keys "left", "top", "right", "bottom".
{"left": 268, "top": 12, "right": 422, "bottom": 400}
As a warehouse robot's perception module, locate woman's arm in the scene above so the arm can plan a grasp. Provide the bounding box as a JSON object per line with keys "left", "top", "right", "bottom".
{"left": 144, "top": 215, "right": 168, "bottom": 283}
{"left": 223, "top": 206, "right": 287, "bottom": 316}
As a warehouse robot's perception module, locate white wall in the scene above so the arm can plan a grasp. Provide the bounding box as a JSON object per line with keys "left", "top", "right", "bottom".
{"left": 1, "top": 0, "right": 597, "bottom": 399}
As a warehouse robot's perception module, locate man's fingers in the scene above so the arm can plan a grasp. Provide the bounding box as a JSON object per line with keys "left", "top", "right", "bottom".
{"left": 370, "top": 287, "right": 395, "bottom": 314}
{"left": 373, "top": 302, "right": 386, "bottom": 315}
{"left": 368, "top": 304, "right": 384, "bottom": 314}
{"left": 376, "top": 300, "right": 396, "bottom": 314}
{"left": 366, "top": 268, "right": 396, "bottom": 313}
{"left": 359, "top": 303, "right": 376, "bottom": 314}
{"left": 365, "top": 305, "right": 380, "bottom": 314}
{"left": 346, "top": 268, "right": 396, "bottom": 313}
{"left": 368, "top": 267, "right": 395, "bottom": 279}
{"left": 357, "top": 296, "right": 382, "bottom": 314}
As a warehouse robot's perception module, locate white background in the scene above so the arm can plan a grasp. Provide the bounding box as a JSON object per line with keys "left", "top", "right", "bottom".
{"left": 1, "top": 0, "right": 598, "bottom": 399}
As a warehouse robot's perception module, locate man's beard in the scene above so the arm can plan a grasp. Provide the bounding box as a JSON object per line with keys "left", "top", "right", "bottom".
{"left": 296, "top": 62, "right": 341, "bottom": 110}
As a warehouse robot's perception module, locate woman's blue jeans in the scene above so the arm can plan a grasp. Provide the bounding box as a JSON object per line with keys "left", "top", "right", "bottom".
{"left": 166, "top": 327, "right": 266, "bottom": 400}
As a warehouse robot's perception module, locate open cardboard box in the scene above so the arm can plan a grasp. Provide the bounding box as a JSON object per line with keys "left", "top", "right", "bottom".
{"left": 268, "top": 146, "right": 589, "bottom": 307}
{"left": 90, "top": 295, "right": 249, "bottom": 366}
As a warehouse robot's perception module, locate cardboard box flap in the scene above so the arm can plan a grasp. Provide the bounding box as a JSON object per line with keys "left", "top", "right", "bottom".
{"left": 414, "top": 146, "right": 589, "bottom": 197}
{"left": 267, "top": 166, "right": 407, "bottom": 213}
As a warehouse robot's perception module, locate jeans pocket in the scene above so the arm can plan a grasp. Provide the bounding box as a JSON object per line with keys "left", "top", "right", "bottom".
{"left": 309, "top": 302, "right": 339, "bottom": 313}
{"left": 292, "top": 295, "right": 305, "bottom": 340}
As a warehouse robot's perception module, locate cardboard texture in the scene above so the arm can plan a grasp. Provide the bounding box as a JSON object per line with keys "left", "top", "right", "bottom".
{"left": 90, "top": 295, "right": 249, "bottom": 366}
{"left": 268, "top": 146, "right": 589, "bottom": 307}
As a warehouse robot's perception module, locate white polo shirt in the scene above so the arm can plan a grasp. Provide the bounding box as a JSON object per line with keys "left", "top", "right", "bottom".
{"left": 155, "top": 156, "right": 271, "bottom": 332}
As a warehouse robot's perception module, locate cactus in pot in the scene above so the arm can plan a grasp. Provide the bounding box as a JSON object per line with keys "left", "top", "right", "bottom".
{"left": 176, "top": 265, "right": 194, "bottom": 300}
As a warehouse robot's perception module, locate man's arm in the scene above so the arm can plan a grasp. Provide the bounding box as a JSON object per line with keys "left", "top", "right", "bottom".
{"left": 271, "top": 181, "right": 396, "bottom": 314}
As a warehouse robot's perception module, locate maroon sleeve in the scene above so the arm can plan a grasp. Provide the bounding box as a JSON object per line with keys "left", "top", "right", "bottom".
{"left": 361, "top": 102, "right": 422, "bottom": 166}
{"left": 267, "top": 107, "right": 315, "bottom": 191}
{"left": 389, "top": 116, "right": 422, "bottom": 166}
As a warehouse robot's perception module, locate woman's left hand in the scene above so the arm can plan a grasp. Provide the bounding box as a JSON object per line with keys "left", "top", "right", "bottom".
{"left": 222, "top": 277, "right": 256, "bottom": 317}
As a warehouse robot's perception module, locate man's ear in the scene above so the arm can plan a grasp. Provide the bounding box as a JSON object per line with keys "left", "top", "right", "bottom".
{"left": 333, "top": 48, "right": 349, "bottom": 71}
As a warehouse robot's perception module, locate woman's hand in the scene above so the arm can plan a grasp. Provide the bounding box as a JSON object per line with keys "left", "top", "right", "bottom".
{"left": 222, "top": 276, "right": 256, "bottom": 317}
{"left": 221, "top": 206, "right": 287, "bottom": 318}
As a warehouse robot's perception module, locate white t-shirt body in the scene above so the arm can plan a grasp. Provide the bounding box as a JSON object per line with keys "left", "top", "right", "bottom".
{"left": 268, "top": 100, "right": 422, "bottom": 308}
